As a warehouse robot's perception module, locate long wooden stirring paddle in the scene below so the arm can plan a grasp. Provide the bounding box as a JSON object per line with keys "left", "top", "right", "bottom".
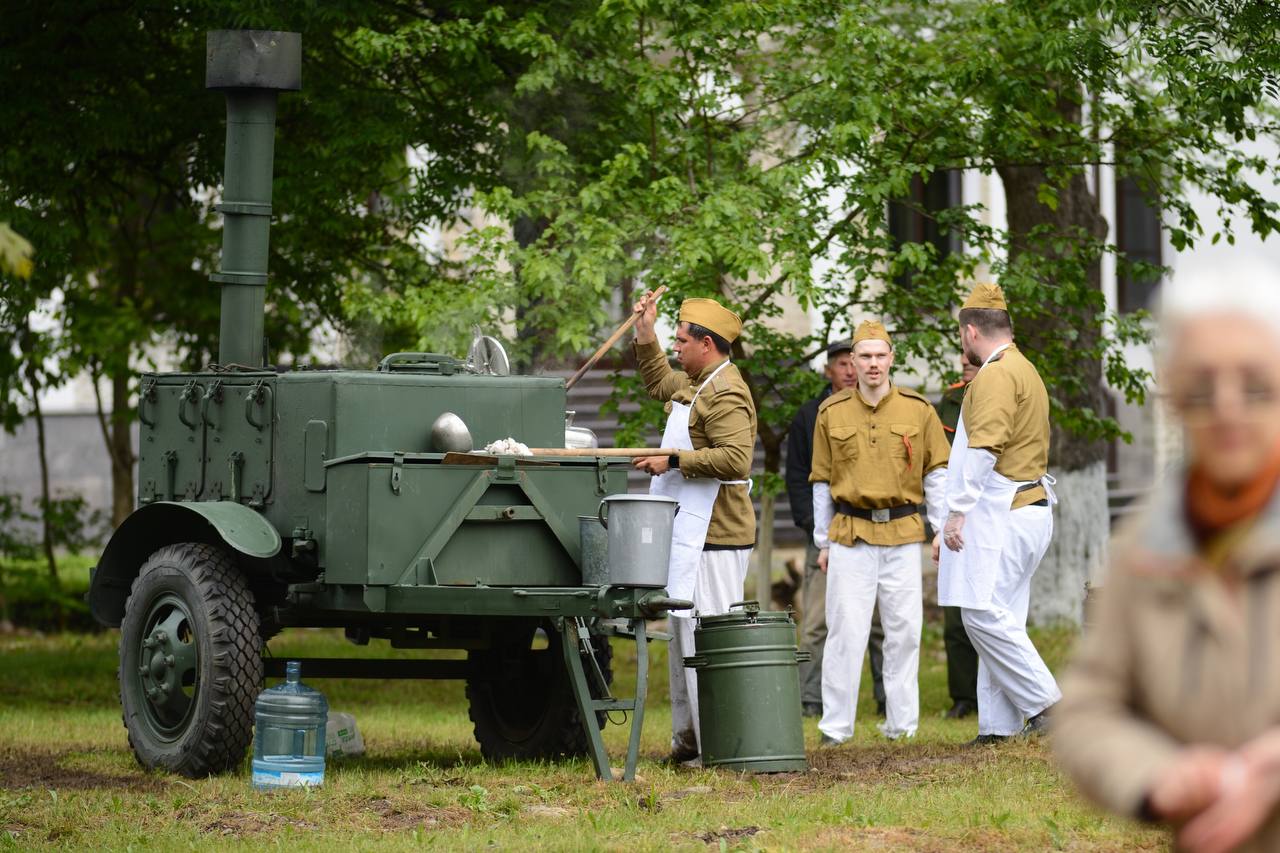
{"left": 564, "top": 286, "right": 667, "bottom": 391}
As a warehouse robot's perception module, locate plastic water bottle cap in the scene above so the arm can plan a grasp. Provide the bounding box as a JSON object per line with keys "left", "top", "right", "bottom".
{"left": 286, "top": 660, "right": 301, "bottom": 683}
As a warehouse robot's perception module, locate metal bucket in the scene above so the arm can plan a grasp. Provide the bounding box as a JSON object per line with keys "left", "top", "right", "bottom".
{"left": 596, "top": 494, "right": 678, "bottom": 588}
{"left": 578, "top": 515, "right": 610, "bottom": 586}
{"left": 684, "top": 601, "right": 809, "bottom": 773}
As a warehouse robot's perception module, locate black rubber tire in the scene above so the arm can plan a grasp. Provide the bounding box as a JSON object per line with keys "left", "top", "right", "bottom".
{"left": 118, "top": 542, "right": 262, "bottom": 777}
{"left": 466, "top": 620, "right": 613, "bottom": 761}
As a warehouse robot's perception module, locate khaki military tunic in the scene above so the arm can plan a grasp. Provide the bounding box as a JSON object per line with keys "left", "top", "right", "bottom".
{"left": 809, "top": 385, "right": 950, "bottom": 547}
{"left": 634, "top": 340, "right": 757, "bottom": 547}
{"left": 961, "top": 345, "right": 1049, "bottom": 508}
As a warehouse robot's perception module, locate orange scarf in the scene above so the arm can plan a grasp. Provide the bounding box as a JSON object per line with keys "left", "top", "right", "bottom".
{"left": 1186, "top": 442, "right": 1280, "bottom": 539}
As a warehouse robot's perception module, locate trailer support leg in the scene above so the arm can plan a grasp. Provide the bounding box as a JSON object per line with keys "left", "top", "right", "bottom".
{"left": 557, "top": 616, "right": 653, "bottom": 782}
{"left": 558, "top": 617, "right": 613, "bottom": 780}
{"left": 623, "top": 618, "right": 647, "bottom": 782}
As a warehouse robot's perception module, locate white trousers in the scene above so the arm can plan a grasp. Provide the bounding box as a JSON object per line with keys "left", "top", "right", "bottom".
{"left": 669, "top": 548, "right": 752, "bottom": 754}
{"left": 960, "top": 504, "right": 1062, "bottom": 736}
{"left": 819, "top": 540, "right": 922, "bottom": 742}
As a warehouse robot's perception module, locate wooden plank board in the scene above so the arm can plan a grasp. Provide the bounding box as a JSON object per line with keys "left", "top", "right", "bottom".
{"left": 440, "top": 452, "right": 558, "bottom": 467}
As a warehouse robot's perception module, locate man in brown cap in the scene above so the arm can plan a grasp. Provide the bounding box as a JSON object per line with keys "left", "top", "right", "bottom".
{"left": 935, "top": 283, "right": 1061, "bottom": 745}
{"left": 631, "top": 292, "right": 758, "bottom": 765}
{"left": 810, "top": 319, "right": 950, "bottom": 744}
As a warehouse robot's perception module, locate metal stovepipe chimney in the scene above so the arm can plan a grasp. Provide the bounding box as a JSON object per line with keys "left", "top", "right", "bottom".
{"left": 205, "top": 30, "right": 301, "bottom": 367}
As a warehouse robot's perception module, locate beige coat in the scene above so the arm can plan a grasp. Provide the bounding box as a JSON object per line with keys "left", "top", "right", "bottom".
{"left": 1053, "top": 478, "right": 1280, "bottom": 850}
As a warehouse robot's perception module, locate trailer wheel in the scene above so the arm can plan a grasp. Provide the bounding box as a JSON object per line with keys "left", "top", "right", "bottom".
{"left": 466, "top": 621, "right": 612, "bottom": 761}
{"left": 118, "top": 543, "right": 262, "bottom": 777}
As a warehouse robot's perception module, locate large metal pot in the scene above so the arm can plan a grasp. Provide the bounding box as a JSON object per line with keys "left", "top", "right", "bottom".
{"left": 684, "top": 601, "right": 809, "bottom": 773}
{"left": 595, "top": 494, "right": 678, "bottom": 588}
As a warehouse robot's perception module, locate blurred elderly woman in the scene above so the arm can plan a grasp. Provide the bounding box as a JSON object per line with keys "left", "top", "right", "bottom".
{"left": 1053, "top": 272, "right": 1280, "bottom": 853}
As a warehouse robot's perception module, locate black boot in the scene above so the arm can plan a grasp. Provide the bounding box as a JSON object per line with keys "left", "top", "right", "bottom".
{"left": 1020, "top": 706, "right": 1054, "bottom": 738}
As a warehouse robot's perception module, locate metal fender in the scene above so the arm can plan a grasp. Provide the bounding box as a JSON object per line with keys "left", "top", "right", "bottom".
{"left": 88, "top": 501, "right": 282, "bottom": 627}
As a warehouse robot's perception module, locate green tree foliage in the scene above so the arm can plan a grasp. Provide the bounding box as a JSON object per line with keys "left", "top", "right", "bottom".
{"left": 0, "top": 1, "right": 511, "bottom": 522}
{"left": 4, "top": 1, "right": 1280, "bottom": 538}
{"left": 365, "top": 0, "right": 1280, "bottom": 477}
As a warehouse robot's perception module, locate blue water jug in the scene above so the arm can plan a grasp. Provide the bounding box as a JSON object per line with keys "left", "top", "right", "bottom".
{"left": 251, "top": 661, "right": 328, "bottom": 789}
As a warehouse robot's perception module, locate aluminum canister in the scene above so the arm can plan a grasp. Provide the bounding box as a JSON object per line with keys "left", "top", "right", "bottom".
{"left": 578, "top": 515, "right": 610, "bottom": 586}
{"left": 684, "top": 601, "right": 809, "bottom": 773}
{"left": 595, "top": 494, "right": 678, "bottom": 588}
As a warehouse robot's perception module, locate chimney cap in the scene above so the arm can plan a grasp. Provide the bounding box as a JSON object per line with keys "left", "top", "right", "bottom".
{"left": 206, "top": 30, "right": 301, "bottom": 91}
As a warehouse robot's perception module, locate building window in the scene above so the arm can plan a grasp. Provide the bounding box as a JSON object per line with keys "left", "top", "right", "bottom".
{"left": 888, "top": 171, "right": 962, "bottom": 287}
{"left": 1115, "top": 176, "right": 1162, "bottom": 313}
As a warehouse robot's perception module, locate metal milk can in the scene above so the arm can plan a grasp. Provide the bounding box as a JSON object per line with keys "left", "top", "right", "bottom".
{"left": 684, "top": 601, "right": 809, "bottom": 773}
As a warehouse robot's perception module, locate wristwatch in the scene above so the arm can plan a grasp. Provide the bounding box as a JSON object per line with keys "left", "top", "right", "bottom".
{"left": 668, "top": 454, "right": 680, "bottom": 469}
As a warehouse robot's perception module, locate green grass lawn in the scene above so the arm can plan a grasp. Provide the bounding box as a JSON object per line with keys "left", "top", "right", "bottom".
{"left": 0, "top": 621, "right": 1164, "bottom": 851}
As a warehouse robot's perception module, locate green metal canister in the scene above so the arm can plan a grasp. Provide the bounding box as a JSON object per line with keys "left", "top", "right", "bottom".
{"left": 683, "top": 601, "right": 809, "bottom": 773}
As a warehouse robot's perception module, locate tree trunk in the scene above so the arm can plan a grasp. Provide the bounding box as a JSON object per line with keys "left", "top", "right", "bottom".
{"left": 997, "top": 88, "right": 1110, "bottom": 627}
{"left": 753, "top": 434, "right": 783, "bottom": 606}
{"left": 755, "top": 494, "right": 775, "bottom": 605}
{"left": 30, "top": 393, "right": 57, "bottom": 587}
{"left": 1028, "top": 461, "right": 1108, "bottom": 625}
{"left": 21, "top": 325, "right": 58, "bottom": 588}
{"left": 513, "top": 215, "right": 550, "bottom": 371}
{"left": 109, "top": 368, "right": 135, "bottom": 527}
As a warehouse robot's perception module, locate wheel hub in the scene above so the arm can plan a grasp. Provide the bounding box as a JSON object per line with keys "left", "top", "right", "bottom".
{"left": 134, "top": 594, "right": 200, "bottom": 736}
{"left": 145, "top": 639, "right": 173, "bottom": 689}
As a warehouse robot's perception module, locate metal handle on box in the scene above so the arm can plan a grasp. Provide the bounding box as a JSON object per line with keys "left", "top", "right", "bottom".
{"left": 178, "top": 382, "right": 200, "bottom": 429}
{"left": 244, "top": 382, "right": 272, "bottom": 430}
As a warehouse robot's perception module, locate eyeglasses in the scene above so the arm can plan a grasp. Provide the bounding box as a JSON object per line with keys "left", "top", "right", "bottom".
{"left": 1165, "top": 368, "right": 1280, "bottom": 421}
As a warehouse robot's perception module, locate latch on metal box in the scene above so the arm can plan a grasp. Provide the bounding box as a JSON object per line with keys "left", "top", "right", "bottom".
{"left": 390, "top": 452, "right": 405, "bottom": 495}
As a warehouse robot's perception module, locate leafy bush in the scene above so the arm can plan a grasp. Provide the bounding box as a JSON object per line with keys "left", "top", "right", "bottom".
{"left": 0, "top": 491, "right": 105, "bottom": 631}
{"left": 0, "top": 558, "right": 98, "bottom": 631}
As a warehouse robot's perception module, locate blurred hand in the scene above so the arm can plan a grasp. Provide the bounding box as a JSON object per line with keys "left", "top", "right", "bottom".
{"left": 1148, "top": 748, "right": 1231, "bottom": 824}
{"left": 633, "top": 289, "right": 660, "bottom": 345}
{"left": 818, "top": 548, "right": 829, "bottom": 573}
{"left": 932, "top": 532, "right": 941, "bottom": 565}
{"left": 633, "top": 455, "right": 670, "bottom": 476}
{"left": 1179, "top": 734, "right": 1280, "bottom": 853}
{"left": 943, "top": 512, "right": 965, "bottom": 552}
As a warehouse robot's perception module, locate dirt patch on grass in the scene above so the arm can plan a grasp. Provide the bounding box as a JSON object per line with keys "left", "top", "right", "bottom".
{"left": 695, "top": 825, "right": 762, "bottom": 845}
{"left": 0, "top": 747, "right": 162, "bottom": 792}
{"left": 806, "top": 825, "right": 1007, "bottom": 851}
{"left": 640, "top": 740, "right": 1028, "bottom": 789}
{"left": 805, "top": 742, "right": 1007, "bottom": 781}
{"left": 364, "top": 796, "right": 468, "bottom": 832}
{"left": 199, "top": 811, "right": 318, "bottom": 836}
{"left": 638, "top": 742, "right": 1028, "bottom": 803}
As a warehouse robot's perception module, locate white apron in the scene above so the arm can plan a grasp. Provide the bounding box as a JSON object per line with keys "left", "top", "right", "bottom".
{"left": 649, "top": 360, "right": 749, "bottom": 607}
{"left": 937, "top": 344, "right": 1055, "bottom": 610}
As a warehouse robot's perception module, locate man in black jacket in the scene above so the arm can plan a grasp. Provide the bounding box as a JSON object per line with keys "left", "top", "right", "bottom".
{"left": 786, "top": 339, "right": 886, "bottom": 718}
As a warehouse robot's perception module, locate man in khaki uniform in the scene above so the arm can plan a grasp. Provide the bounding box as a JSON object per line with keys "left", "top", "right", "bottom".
{"left": 631, "top": 293, "right": 757, "bottom": 763}
{"left": 811, "top": 320, "right": 950, "bottom": 743}
{"left": 785, "top": 338, "right": 886, "bottom": 720}
{"left": 935, "top": 283, "right": 1060, "bottom": 744}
